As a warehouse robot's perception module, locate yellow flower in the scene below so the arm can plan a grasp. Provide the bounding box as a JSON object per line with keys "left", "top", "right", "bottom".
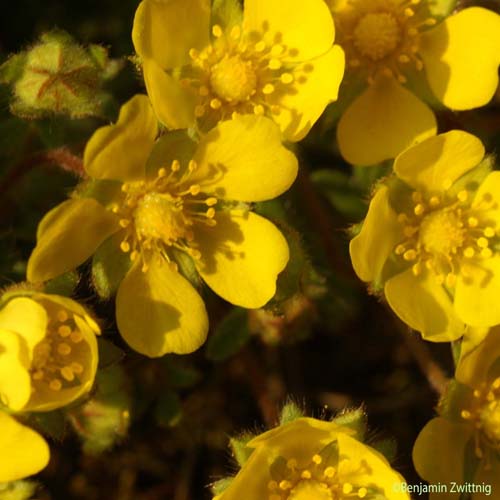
{"left": 216, "top": 417, "right": 409, "bottom": 500}
{"left": 0, "top": 292, "right": 99, "bottom": 412}
{"left": 27, "top": 95, "right": 297, "bottom": 358}
{"left": 132, "top": 0, "right": 344, "bottom": 141}
{"left": 329, "top": 0, "right": 500, "bottom": 165}
{"left": 0, "top": 411, "right": 49, "bottom": 482}
{"left": 350, "top": 130, "right": 500, "bottom": 342}
{"left": 413, "top": 328, "right": 500, "bottom": 499}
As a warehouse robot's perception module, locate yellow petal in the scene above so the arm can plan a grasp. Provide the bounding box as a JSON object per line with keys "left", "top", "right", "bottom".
{"left": 273, "top": 45, "right": 345, "bottom": 142}
{"left": 116, "top": 258, "right": 209, "bottom": 357}
{"left": 0, "top": 330, "right": 31, "bottom": 411}
{"left": 195, "top": 210, "right": 289, "bottom": 308}
{"left": 385, "top": 268, "right": 465, "bottom": 341}
{"left": 132, "top": 0, "right": 210, "bottom": 69}
{"left": 336, "top": 433, "right": 410, "bottom": 500}
{"left": 455, "top": 255, "right": 500, "bottom": 327}
{"left": 472, "top": 171, "right": 500, "bottom": 226}
{"left": 193, "top": 115, "right": 297, "bottom": 202}
{"left": 393, "top": 130, "right": 485, "bottom": 192}
{"left": 337, "top": 77, "right": 437, "bottom": 166}
{"left": 0, "top": 412, "right": 49, "bottom": 482}
{"left": 243, "top": 0, "right": 335, "bottom": 62}
{"left": 0, "top": 297, "right": 48, "bottom": 355}
{"left": 28, "top": 198, "right": 120, "bottom": 283}
{"left": 421, "top": 7, "right": 500, "bottom": 110}
{"left": 84, "top": 94, "right": 157, "bottom": 182}
{"left": 142, "top": 59, "right": 196, "bottom": 130}
{"left": 456, "top": 326, "right": 500, "bottom": 386}
{"left": 349, "top": 185, "right": 400, "bottom": 283}
{"left": 413, "top": 418, "right": 472, "bottom": 490}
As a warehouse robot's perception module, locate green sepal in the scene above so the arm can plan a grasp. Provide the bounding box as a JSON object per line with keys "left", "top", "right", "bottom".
{"left": 206, "top": 307, "right": 250, "bottom": 361}
{"left": 0, "top": 53, "right": 27, "bottom": 85}
{"left": 98, "top": 338, "right": 125, "bottom": 369}
{"left": 370, "top": 438, "right": 397, "bottom": 463}
{"left": 43, "top": 271, "right": 79, "bottom": 297}
{"left": 437, "top": 379, "right": 473, "bottom": 421}
{"left": 92, "top": 232, "right": 131, "bottom": 300}
{"left": 67, "top": 365, "right": 131, "bottom": 455}
{"left": 76, "top": 178, "right": 122, "bottom": 206}
{"left": 0, "top": 480, "right": 38, "bottom": 500}
{"left": 154, "top": 390, "right": 182, "bottom": 428}
{"left": 447, "top": 154, "right": 495, "bottom": 199}
{"left": 162, "top": 357, "right": 201, "bottom": 388}
{"left": 229, "top": 432, "right": 254, "bottom": 467}
{"left": 88, "top": 44, "right": 124, "bottom": 81}
{"left": 428, "top": 0, "right": 457, "bottom": 19}
{"left": 463, "top": 436, "right": 481, "bottom": 486}
{"left": 211, "top": 0, "right": 244, "bottom": 30}
{"left": 171, "top": 248, "right": 201, "bottom": 291}
{"left": 332, "top": 407, "right": 367, "bottom": 441}
{"left": 279, "top": 401, "right": 304, "bottom": 425}
{"left": 27, "top": 410, "right": 67, "bottom": 441}
{"left": 211, "top": 477, "right": 234, "bottom": 496}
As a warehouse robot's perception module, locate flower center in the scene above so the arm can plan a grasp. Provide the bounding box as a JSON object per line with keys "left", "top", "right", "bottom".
{"left": 183, "top": 24, "right": 298, "bottom": 121}
{"left": 394, "top": 190, "right": 497, "bottom": 287}
{"left": 267, "top": 447, "right": 370, "bottom": 500}
{"left": 354, "top": 13, "right": 401, "bottom": 61}
{"left": 209, "top": 54, "right": 257, "bottom": 103}
{"left": 31, "top": 303, "right": 86, "bottom": 393}
{"left": 461, "top": 377, "right": 500, "bottom": 457}
{"left": 288, "top": 481, "right": 333, "bottom": 500}
{"left": 113, "top": 160, "right": 218, "bottom": 272}
{"left": 480, "top": 399, "right": 500, "bottom": 444}
{"left": 419, "top": 209, "right": 465, "bottom": 256}
{"left": 334, "top": 0, "right": 437, "bottom": 83}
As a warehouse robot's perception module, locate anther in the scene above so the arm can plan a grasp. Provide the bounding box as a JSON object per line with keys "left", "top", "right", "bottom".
{"left": 481, "top": 248, "right": 493, "bottom": 258}
{"left": 404, "top": 8, "right": 415, "bottom": 17}
{"left": 457, "top": 190, "right": 468, "bottom": 202}
{"left": 189, "top": 160, "right": 198, "bottom": 172}
{"left": 464, "top": 247, "right": 475, "bottom": 258}
{"left": 358, "top": 487, "right": 368, "bottom": 498}
{"left": 477, "top": 237, "right": 489, "bottom": 248}
{"left": 263, "top": 84, "right": 275, "bottom": 95}
{"left": 57, "top": 310, "right": 69, "bottom": 322}
{"left": 70, "top": 331, "right": 83, "bottom": 343}
{"left": 212, "top": 25, "right": 223, "bottom": 38}
{"left": 206, "top": 208, "right": 215, "bottom": 218}
{"left": 206, "top": 197, "right": 217, "bottom": 206}
{"left": 461, "top": 410, "right": 472, "bottom": 419}
{"left": 230, "top": 26, "right": 241, "bottom": 40}
{"left": 324, "top": 466, "right": 335, "bottom": 478}
{"left": 61, "top": 366, "right": 75, "bottom": 381}
{"left": 268, "top": 59, "right": 281, "bottom": 70}
{"left": 189, "top": 184, "right": 201, "bottom": 195}
{"left": 119, "top": 219, "right": 130, "bottom": 228}
{"left": 189, "top": 48, "right": 199, "bottom": 60}
{"left": 343, "top": 483, "right": 354, "bottom": 494}
{"left": 49, "top": 379, "right": 62, "bottom": 391}
{"left": 58, "top": 343, "right": 71, "bottom": 356}
{"left": 312, "top": 454, "right": 322, "bottom": 465}
{"left": 210, "top": 98, "right": 222, "bottom": 109}
{"left": 484, "top": 227, "right": 495, "bottom": 238}
{"left": 171, "top": 160, "right": 180, "bottom": 172}
{"left": 468, "top": 217, "right": 478, "bottom": 227}
{"left": 286, "top": 458, "right": 297, "bottom": 469}
{"left": 120, "top": 241, "right": 130, "bottom": 253}
{"left": 281, "top": 73, "right": 294, "bottom": 84}
{"left": 429, "top": 196, "right": 440, "bottom": 207}
{"left": 279, "top": 480, "right": 292, "bottom": 490}
{"left": 71, "top": 362, "right": 84, "bottom": 374}
{"left": 254, "top": 104, "right": 265, "bottom": 115}
{"left": 403, "top": 249, "right": 417, "bottom": 261}
{"left": 255, "top": 41, "right": 266, "bottom": 52}
{"left": 414, "top": 204, "right": 425, "bottom": 216}
{"left": 58, "top": 325, "right": 72, "bottom": 337}
{"left": 301, "top": 470, "right": 312, "bottom": 479}
{"left": 157, "top": 167, "right": 167, "bottom": 177}
{"left": 271, "top": 45, "right": 284, "bottom": 56}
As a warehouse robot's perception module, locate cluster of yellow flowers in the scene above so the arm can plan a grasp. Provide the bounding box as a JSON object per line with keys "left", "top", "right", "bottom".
{"left": 4, "top": 0, "right": 500, "bottom": 493}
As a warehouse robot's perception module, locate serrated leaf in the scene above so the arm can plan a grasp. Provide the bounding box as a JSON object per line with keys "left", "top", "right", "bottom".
{"left": 206, "top": 307, "right": 250, "bottom": 361}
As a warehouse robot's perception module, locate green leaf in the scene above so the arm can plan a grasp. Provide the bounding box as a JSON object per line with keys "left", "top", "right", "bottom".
{"left": 206, "top": 307, "right": 250, "bottom": 361}
{"left": 163, "top": 357, "right": 201, "bottom": 388}
{"left": 279, "top": 401, "right": 304, "bottom": 425}
{"left": 154, "top": 391, "right": 182, "bottom": 428}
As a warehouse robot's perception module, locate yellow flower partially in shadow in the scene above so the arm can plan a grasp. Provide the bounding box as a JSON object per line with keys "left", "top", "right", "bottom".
{"left": 350, "top": 130, "right": 500, "bottom": 342}
{"left": 216, "top": 417, "right": 409, "bottom": 500}
{"left": 132, "top": 0, "right": 344, "bottom": 141}
{"left": 0, "top": 292, "right": 99, "bottom": 412}
{"left": 0, "top": 411, "right": 49, "bottom": 482}
{"left": 413, "top": 328, "right": 500, "bottom": 499}
{"left": 329, "top": 0, "right": 500, "bottom": 165}
{"left": 27, "top": 95, "right": 297, "bottom": 358}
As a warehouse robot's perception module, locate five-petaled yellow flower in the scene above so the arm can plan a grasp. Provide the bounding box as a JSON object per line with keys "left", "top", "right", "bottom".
{"left": 0, "top": 411, "right": 50, "bottom": 482}
{"left": 413, "top": 327, "right": 500, "bottom": 499}
{"left": 328, "top": 0, "right": 500, "bottom": 165}
{"left": 27, "top": 95, "right": 297, "bottom": 358}
{"left": 350, "top": 130, "right": 500, "bottom": 342}
{"left": 215, "top": 417, "right": 409, "bottom": 500}
{"left": 0, "top": 291, "right": 99, "bottom": 412}
{"left": 132, "top": 0, "right": 345, "bottom": 141}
